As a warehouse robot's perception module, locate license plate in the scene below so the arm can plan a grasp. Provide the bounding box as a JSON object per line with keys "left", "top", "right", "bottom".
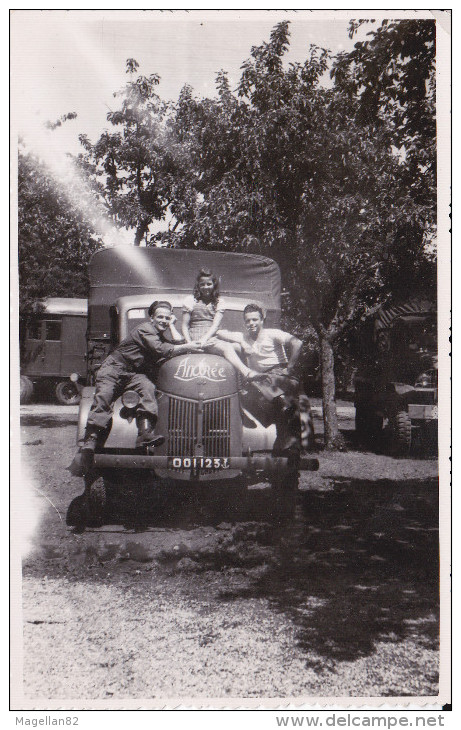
{"left": 168, "top": 457, "right": 230, "bottom": 470}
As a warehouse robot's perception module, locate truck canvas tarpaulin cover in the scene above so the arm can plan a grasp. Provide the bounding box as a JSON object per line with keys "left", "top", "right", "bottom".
{"left": 374, "top": 299, "right": 437, "bottom": 337}
{"left": 88, "top": 247, "right": 281, "bottom": 340}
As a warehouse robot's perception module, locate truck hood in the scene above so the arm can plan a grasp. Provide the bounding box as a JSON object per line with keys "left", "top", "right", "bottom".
{"left": 157, "top": 353, "right": 239, "bottom": 398}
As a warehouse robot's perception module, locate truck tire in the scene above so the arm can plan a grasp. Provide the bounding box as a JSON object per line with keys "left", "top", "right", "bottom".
{"left": 55, "top": 380, "right": 81, "bottom": 406}
{"left": 355, "top": 405, "right": 383, "bottom": 450}
{"left": 391, "top": 410, "right": 412, "bottom": 456}
{"left": 66, "top": 493, "right": 88, "bottom": 530}
{"left": 85, "top": 474, "right": 107, "bottom": 528}
{"left": 299, "top": 394, "right": 315, "bottom": 451}
{"left": 20, "top": 375, "right": 34, "bottom": 404}
{"left": 271, "top": 460, "right": 299, "bottom": 520}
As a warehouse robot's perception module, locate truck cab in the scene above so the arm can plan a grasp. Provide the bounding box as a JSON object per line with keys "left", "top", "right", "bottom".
{"left": 72, "top": 247, "right": 318, "bottom": 525}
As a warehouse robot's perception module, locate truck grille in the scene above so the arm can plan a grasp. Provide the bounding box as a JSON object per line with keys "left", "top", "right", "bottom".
{"left": 168, "top": 396, "right": 197, "bottom": 456}
{"left": 203, "top": 397, "right": 231, "bottom": 457}
{"left": 167, "top": 395, "right": 231, "bottom": 457}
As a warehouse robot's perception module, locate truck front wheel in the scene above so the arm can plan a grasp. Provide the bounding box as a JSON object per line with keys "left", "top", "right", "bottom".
{"left": 85, "top": 474, "right": 107, "bottom": 527}
{"left": 20, "top": 375, "right": 34, "bottom": 404}
{"left": 271, "top": 464, "right": 299, "bottom": 519}
{"left": 390, "top": 410, "right": 412, "bottom": 456}
{"left": 55, "top": 380, "right": 81, "bottom": 406}
{"left": 66, "top": 474, "right": 108, "bottom": 530}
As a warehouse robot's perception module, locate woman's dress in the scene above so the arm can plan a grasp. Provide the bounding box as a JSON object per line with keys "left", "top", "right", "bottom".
{"left": 183, "top": 296, "right": 225, "bottom": 339}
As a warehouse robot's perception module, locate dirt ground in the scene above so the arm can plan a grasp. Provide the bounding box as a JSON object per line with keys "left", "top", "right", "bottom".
{"left": 17, "top": 403, "right": 439, "bottom": 701}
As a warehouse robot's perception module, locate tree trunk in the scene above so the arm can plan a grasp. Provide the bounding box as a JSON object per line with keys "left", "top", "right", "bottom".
{"left": 134, "top": 221, "right": 149, "bottom": 246}
{"left": 319, "top": 331, "right": 345, "bottom": 450}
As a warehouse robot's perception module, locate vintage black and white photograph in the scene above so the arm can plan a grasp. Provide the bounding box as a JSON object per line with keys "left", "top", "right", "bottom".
{"left": 10, "top": 9, "right": 451, "bottom": 709}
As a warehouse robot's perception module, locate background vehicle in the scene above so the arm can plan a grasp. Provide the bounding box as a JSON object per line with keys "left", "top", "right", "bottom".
{"left": 74, "top": 247, "right": 318, "bottom": 525}
{"left": 20, "top": 298, "right": 88, "bottom": 405}
{"left": 354, "top": 300, "right": 437, "bottom": 455}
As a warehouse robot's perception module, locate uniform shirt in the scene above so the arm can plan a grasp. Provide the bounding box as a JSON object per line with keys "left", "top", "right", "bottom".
{"left": 113, "top": 321, "right": 177, "bottom": 372}
{"left": 221, "top": 328, "right": 292, "bottom": 372}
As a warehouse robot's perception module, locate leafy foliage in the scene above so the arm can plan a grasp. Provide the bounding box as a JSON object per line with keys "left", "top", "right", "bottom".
{"left": 332, "top": 20, "right": 435, "bottom": 146}
{"left": 18, "top": 148, "right": 102, "bottom": 317}
{"left": 77, "top": 60, "right": 182, "bottom": 245}
{"left": 169, "top": 24, "right": 434, "bottom": 321}
{"left": 45, "top": 112, "right": 78, "bottom": 131}
{"left": 164, "top": 20, "right": 436, "bottom": 446}
{"left": 331, "top": 19, "right": 436, "bottom": 250}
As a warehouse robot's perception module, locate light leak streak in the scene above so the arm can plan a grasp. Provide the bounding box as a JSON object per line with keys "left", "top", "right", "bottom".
{"left": 15, "top": 18, "right": 134, "bottom": 248}
{"left": 12, "top": 461, "right": 46, "bottom": 560}
{"left": 15, "top": 18, "right": 179, "bottom": 252}
{"left": 19, "top": 122, "right": 133, "bottom": 248}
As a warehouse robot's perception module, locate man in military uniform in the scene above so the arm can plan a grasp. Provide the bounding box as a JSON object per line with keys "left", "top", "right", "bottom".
{"left": 73, "top": 300, "right": 202, "bottom": 473}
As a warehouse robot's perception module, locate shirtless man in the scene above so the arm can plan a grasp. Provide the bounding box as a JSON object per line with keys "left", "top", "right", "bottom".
{"left": 212, "top": 303, "right": 303, "bottom": 458}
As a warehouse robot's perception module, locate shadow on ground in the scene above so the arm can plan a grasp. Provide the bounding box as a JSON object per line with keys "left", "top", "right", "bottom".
{"left": 214, "top": 477, "right": 439, "bottom": 668}
{"left": 66, "top": 478, "right": 301, "bottom": 537}
{"left": 21, "top": 415, "right": 77, "bottom": 429}
{"left": 313, "top": 422, "right": 438, "bottom": 460}
{"left": 62, "top": 473, "right": 439, "bottom": 670}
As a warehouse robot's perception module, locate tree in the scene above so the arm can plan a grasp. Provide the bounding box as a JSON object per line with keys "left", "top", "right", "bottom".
{"left": 332, "top": 20, "right": 435, "bottom": 146}
{"left": 78, "top": 59, "right": 181, "bottom": 245}
{"left": 167, "top": 21, "right": 435, "bottom": 448}
{"left": 331, "top": 19, "right": 436, "bottom": 252}
{"left": 18, "top": 147, "right": 102, "bottom": 318}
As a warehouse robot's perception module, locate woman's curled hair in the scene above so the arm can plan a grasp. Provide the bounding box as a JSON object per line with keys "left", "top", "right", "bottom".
{"left": 193, "top": 269, "right": 220, "bottom": 309}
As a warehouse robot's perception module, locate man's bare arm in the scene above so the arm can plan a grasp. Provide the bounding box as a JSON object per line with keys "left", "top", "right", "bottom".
{"left": 182, "top": 311, "right": 192, "bottom": 343}
{"left": 168, "top": 315, "right": 184, "bottom": 342}
{"left": 286, "top": 335, "right": 303, "bottom": 376}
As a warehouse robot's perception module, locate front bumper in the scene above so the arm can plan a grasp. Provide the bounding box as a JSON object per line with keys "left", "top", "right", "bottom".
{"left": 93, "top": 454, "right": 319, "bottom": 474}
{"left": 408, "top": 404, "right": 438, "bottom": 421}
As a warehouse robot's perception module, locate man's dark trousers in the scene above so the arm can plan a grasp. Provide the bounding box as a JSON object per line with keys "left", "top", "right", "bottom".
{"left": 86, "top": 354, "right": 158, "bottom": 431}
{"left": 243, "top": 368, "right": 301, "bottom": 456}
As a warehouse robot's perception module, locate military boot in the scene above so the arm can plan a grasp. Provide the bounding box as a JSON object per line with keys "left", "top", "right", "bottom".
{"left": 135, "top": 415, "right": 165, "bottom": 448}
{"left": 80, "top": 428, "right": 100, "bottom": 472}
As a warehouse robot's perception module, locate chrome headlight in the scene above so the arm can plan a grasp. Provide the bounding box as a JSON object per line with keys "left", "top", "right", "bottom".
{"left": 121, "top": 390, "right": 141, "bottom": 409}
{"left": 415, "top": 371, "right": 434, "bottom": 388}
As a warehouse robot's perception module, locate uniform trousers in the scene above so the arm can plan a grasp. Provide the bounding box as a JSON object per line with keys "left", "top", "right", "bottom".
{"left": 86, "top": 354, "right": 158, "bottom": 431}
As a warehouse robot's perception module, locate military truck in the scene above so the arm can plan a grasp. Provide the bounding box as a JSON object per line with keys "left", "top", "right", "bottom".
{"left": 20, "top": 297, "right": 88, "bottom": 405}
{"left": 73, "top": 247, "right": 318, "bottom": 525}
{"left": 354, "top": 300, "right": 437, "bottom": 455}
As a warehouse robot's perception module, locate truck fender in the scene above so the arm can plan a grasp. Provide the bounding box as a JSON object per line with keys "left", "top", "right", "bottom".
{"left": 76, "top": 386, "right": 96, "bottom": 445}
